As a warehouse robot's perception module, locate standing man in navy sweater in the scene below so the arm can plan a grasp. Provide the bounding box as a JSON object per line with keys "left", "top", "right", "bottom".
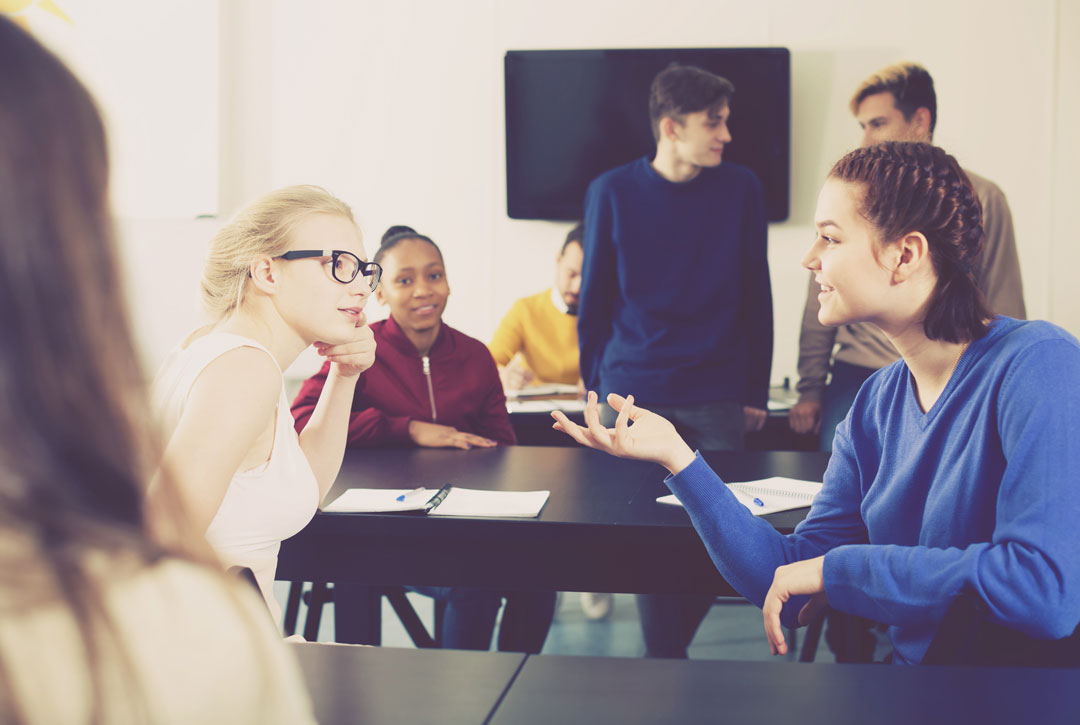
{"left": 578, "top": 63, "right": 773, "bottom": 658}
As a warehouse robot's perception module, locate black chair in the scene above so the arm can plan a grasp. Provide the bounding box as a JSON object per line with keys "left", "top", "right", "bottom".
{"left": 921, "top": 591, "right": 1080, "bottom": 667}
{"left": 283, "top": 581, "right": 447, "bottom": 646}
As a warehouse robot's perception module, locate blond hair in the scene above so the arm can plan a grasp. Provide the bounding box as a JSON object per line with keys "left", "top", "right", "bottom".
{"left": 849, "top": 62, "right": 937, "bottom": 136}
{"left": 201, "top": 185, "right": 357, "bottom": 320}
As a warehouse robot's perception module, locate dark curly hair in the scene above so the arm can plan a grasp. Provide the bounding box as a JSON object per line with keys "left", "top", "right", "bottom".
{"left": 829, "top": 142, "right": 990, "bottom": 342}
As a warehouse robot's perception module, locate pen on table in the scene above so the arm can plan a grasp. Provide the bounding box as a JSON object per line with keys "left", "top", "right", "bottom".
{"left": 396, "top": 487, "right": 427, "bottom": 502}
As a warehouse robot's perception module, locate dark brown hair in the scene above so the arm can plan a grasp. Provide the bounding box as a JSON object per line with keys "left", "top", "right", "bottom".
{"left": 829, "top": 142, "right": 990, "bottom": 343}
{"left": 0, "top": 16, "right": 219, "bottom": 720}
{"left": 850, "top": 62, "right": 937, "bottom": 137}
{"left": 648, "top": 63, "right": 735, "bottom": 143}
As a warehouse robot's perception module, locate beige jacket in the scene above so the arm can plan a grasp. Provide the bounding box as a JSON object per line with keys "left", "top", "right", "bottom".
{"left": 795, "top": 168, "right": 1026, "bottom": 403}
{"left": 0, "top": 556, "right": 315, "bottom": 724}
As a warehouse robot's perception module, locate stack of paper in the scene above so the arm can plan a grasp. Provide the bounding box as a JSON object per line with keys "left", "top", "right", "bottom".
{"left": 506, "top": 383, "right": 580, "bottom": 398}
{"left": 506, "top": 398, "right": 586, "bottom": 414}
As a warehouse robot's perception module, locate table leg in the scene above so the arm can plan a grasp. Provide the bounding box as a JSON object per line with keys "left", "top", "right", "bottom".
{"left": 331, "top": 581, "right": 383, "bottom": 645}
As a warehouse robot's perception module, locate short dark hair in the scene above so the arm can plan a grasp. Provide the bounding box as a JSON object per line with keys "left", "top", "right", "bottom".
{"left": 374, "top": 225, "right": 444, "bottom": 267}
{"left": 561, "top": 222, "right": 584, "bottom": 256}
{"left": 850, "top": 62, "right": 937, "bottom": 137}
{"left": 648, "top": 63, "right": 735, "bottom": 143}
{"left": 829, "top": 142, "right": 989, "bottom": 343}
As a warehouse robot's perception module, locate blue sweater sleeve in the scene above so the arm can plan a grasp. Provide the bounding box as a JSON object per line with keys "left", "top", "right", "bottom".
{"left": 578, "top": 180, "right": 616, "bottom": 392}
{"left": 824, "top": 339, "right": 1080, "bottom": 640}
{"left": 664, "top": 446, "right": 868, "bottom": 628}
{"left": 737, "top": 175, "right": 773, "bottom": 408}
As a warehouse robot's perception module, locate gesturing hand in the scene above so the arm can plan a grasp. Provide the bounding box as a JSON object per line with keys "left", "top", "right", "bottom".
{"left": 316, "top": 323, "right": 377, "bottom": 379}
{"left": 551, "top": 391, "right": 695, "bottom": 475}
{"left": 408, "top": 420, "right": 497, "bottom": 450}
{"left": 761, "top": 556, "right": 829, "bottom": 656}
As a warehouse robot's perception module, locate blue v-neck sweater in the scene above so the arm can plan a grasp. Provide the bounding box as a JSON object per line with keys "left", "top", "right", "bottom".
{"left": 665, "top": 317, "right": 1080, "bottom": 664}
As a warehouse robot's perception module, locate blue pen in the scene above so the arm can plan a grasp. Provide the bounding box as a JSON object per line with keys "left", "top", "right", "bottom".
{"left": 396, "top": 487, "right": 426, "bottom": 502}
{"left": 752, "top": 497, "right": 765, "bottom": 507}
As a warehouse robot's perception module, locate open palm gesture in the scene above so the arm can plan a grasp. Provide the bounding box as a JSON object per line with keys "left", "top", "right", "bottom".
{"left": 551, "top": 391, "right": 696, "bottom": 475}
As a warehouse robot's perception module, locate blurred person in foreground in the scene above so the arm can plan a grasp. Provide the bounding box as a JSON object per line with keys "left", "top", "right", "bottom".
{"left": 0, "top": 16, "right": 313, "bottom": 723}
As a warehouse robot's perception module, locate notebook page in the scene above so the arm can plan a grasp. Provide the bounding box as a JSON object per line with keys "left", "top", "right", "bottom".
{"left": 429, "top": 488, "right": 550, "bottom": 518}
{"left": 657, "top": 476, "right": 822, "bottom": 516}
{"left": 322, "top": 489, "right": 428, "bottom": 513}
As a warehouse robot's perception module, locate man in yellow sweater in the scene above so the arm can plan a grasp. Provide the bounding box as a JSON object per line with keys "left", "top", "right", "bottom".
{"left": 489, "top": 224, "right": 583, "bottom": 392}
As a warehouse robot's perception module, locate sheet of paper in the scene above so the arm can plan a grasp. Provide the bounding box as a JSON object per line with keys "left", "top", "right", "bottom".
{"left": 322, "top": 487, "right": 550, "bottom": 518}
{"left": 430, "top": 488, "right": 550, "bottom": 518}
{"left": 322, "top": 488, "right": 431, "bottom": 513}
{"left": 657, "top": 476, "right": 823, "bottom": 516}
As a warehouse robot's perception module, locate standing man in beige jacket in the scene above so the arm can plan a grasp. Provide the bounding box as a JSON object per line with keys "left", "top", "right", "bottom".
{"left": 790, "top": 62, "right": 1025, "bottom": 454}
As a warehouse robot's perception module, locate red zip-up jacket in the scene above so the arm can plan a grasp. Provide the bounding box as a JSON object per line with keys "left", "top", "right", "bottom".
{"left": 291, "top": 315, "right": 516, "bottom": 446}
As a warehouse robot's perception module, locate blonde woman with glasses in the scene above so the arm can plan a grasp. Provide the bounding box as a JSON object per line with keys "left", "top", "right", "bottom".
{"left": 153, "top": 185, "right": 379, "bottom": 623}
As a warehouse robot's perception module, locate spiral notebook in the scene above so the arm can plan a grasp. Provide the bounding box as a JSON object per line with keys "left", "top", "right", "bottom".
{"left": 657, "top": 476, "right": 823, "bottom": 516}
{"left": 323, "top": 484, "right": 550, "bottom": 518}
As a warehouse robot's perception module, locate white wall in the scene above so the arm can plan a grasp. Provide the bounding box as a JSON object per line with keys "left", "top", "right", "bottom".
{"left": 19, "top": 0, "right": 220, "bottom": 219}
{"left": 236, "top": 0, "right": 1073, "bottom": 387}
{"left": 1050, "top": 0, "right": 1080, "bottom": 334}
{"left": 14, "top": 0, "right": 1075, "bottom": 386}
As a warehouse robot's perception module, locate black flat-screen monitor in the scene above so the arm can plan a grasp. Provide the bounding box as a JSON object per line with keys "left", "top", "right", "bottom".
{"left": 505, "top": 47, "right": 790, "bottom": 222}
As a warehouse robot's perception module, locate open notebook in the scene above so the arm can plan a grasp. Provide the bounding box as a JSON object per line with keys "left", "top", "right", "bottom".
{"left": 323, "top": 485, "right": 550, "bottom": 518}
{"left": 657, "top": 476, "right": 823, "bottom": 516}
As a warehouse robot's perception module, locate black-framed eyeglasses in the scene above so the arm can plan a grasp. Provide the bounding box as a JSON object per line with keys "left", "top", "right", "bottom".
{"left": 275, "top": 249, "right": 381, "bottom": 290}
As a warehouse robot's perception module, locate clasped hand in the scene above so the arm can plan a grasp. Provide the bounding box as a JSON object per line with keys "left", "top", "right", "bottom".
{"left": 313, "top": 323, "right": 377, "bottom": 378}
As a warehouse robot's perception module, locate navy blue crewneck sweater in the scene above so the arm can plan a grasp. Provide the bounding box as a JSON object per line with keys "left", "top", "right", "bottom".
{"left": 578, "top": 156, "right": 772, "bottom": 407}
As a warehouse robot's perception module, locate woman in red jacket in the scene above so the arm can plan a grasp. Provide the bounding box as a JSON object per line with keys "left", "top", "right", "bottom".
{"left": 293, "top": 227, "right": 554, "bottom": 653}
{"left": 292, "top": 227, "right": 515, "bottom": 448}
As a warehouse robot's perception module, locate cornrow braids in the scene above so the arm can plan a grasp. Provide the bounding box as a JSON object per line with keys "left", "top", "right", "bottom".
{"left": 830, "top": 142, "right": 990, "bottom": 342}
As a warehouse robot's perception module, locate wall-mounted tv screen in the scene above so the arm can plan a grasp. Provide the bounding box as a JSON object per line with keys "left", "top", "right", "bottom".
{"left": 505, "top": 48, "right": 790, "bottom": 222}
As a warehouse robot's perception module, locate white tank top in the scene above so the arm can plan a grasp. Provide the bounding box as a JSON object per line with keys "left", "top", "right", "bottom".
{"left": 153, "top": 332, "right": 319, "bottom": 623}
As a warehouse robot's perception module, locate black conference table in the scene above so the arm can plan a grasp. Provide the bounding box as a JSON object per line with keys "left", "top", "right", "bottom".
{"left": 290, "top": 642, "right": 525, "bottom": 725}
{"left": 276, "top": 446, "right": 829, "bottom": 642}
{"left": 290, "top": 643, "right": 1080, "bottom": 725}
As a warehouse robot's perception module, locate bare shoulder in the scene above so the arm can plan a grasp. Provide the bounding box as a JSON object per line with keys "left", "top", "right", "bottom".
{"left": 191, "top": 346, "right": 281, "bottom": 409}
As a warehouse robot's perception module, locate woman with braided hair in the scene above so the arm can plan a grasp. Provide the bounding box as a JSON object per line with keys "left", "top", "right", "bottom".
{"left": 553, "top": 142, "right": 1080, "bottom": 664}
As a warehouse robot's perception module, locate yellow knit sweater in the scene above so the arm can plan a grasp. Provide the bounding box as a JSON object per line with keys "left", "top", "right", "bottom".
{"left": 488, "top": 289, "right": 579, "bottom": 385}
